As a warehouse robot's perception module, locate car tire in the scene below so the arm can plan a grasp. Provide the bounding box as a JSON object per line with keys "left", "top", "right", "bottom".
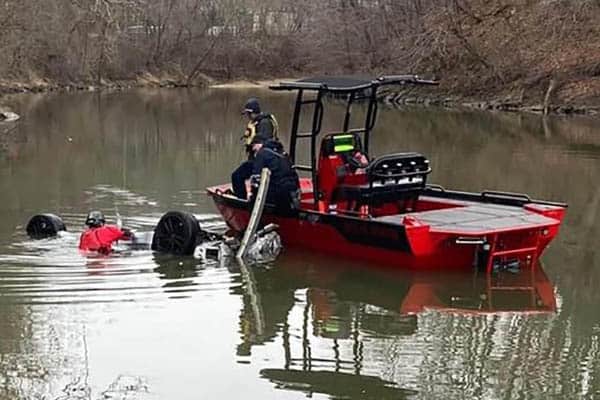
{"left": 26, "top": 214, "right": 67, "bottom": 239}
{"left": 151, "top": 211, "right": 201, "bottom": 255}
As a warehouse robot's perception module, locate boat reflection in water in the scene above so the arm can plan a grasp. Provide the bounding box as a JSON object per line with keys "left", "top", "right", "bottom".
{"left": 234, "top": 251, "right": 557, "bottom": 399}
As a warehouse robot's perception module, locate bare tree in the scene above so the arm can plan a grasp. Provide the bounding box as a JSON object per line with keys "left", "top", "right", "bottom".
{"left": 1, "top": 0, "right": 599, "bottom": 104}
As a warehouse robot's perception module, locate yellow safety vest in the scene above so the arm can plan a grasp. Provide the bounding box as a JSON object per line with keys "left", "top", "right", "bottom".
{"left": 244, "top": 121, "right": 256, "bottom": 145}
{"left": 243, "top": 114, "right": 278, "bottom": 145}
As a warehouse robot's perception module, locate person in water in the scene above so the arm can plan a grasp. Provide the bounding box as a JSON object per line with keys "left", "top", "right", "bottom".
{"left": 79, "top": 211, "right": 133, "bottom": 253}
{"left": 249, "top": 137, "right": 300, "bottom": 211}
{"left": 231, "top": 98, "right": 279, "bottom": 199}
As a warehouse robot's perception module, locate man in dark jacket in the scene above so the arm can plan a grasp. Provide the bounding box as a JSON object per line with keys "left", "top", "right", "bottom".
{"left": 232, "top": 98, "right": 279, "bottom": 199}
{"left": 242, "top": 98, "right": 278, "bottom": 153}
{"left": 250, "top": 138, "right": 300, "bottom": 211}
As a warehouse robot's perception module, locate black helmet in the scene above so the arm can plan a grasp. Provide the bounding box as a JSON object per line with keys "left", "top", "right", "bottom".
{"left": 242, "top": 98, "right": 261, "bottom": 115}
{"left": 85, "top": 211, "right": 105, "bottom": 228}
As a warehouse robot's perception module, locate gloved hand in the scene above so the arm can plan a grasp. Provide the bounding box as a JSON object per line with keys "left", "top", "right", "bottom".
{"left": 122, "top": 228, "right": 134, "bottom": 239}
{"left": 250, "top": 174, "right": 261, "bottom": 189}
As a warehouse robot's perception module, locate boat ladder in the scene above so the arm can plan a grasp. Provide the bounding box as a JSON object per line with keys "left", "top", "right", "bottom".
{"left": 485, "top": 229, "right": 543, "bottom": 274}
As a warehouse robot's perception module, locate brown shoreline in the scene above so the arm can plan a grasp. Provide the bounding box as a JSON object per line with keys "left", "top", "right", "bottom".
{"left": 1, "top": 75, "right": 599, "bottom": 117}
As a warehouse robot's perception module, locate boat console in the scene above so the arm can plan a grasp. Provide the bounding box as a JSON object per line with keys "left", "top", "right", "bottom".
{"left": 334, "top": 151, "right": 431, "bottom": 205}
{"left": 317, "top": 133, "right": 432, "bottom": 213}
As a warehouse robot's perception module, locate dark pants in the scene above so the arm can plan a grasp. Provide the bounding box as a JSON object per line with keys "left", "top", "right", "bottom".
{"left": 232, "top": 160, "right": 254, "bottom": 200}
{"left": 268, "top": 183, "right": 300, "bottom": 213}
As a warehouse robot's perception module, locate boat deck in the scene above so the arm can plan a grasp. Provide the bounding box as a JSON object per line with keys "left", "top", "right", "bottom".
{"left": 376, "top": 197, "right": 560, "bottom": 234}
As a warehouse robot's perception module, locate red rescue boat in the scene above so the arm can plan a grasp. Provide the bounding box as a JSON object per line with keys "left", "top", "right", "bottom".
{"left": 208, "top": 76, "right": 566, "bottom": 270}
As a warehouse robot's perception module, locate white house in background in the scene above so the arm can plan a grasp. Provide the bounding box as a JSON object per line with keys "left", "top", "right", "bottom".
{"left": 253, "top": 10, "right": 296, "bottom": 35}
{"left": 207, "top": 9, "right": 296, "bottom": 37}
{"left": 207, "top": 25, "right": 240, "bottom": 37}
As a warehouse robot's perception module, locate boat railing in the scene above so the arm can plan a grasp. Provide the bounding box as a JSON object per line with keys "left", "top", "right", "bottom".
{"left": 481, "top": 191, "right": 531, "bottom": 203}
{"left": 424, "top": 185, "right": 567, "bottom": 208}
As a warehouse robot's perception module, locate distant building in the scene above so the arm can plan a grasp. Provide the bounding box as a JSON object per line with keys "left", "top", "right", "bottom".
{"left": 252, "top": 10, "right": 296, "bottom": 35}
{"left": 207, "top": 25, "right": 240, "bottom": 37}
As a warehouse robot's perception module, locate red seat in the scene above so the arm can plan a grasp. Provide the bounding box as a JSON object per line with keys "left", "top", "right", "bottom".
{"left": 317, "top": 133, "right": 368, "bottom": 211}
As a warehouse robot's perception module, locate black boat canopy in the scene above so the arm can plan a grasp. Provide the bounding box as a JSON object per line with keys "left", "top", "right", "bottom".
{"left": 270, "top": 75, "right": 438, "bottom": 93}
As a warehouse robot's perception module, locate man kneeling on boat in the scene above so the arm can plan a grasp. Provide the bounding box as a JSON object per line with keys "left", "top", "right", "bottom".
{"left": 231, "top": 98, "right": 278, "bottom": 200}
{"left": 250, "top": 138, "right": 300, "bottom": 211}
{"left": 79, "top": 211, "right": 134, "bottom": 254}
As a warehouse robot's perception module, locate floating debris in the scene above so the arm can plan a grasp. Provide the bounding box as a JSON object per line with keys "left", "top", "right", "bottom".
{"left": 101, "top": 375, "right": 150, "bottom": 399}
{"left": 0, "top": 109, "right": 20, "bottom": 122}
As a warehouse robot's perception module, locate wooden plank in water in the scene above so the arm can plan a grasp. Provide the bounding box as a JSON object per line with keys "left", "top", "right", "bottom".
{"left": 237, "top": 168, "right": 271, "bottom": 259}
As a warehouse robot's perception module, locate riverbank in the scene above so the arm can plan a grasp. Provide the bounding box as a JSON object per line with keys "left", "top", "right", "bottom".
{"left": 2, "top": 2, "right": 600, "bottom": 119}
{"left": 0, "top": 71, "right": 215, "bottom": 96}
{"left": 0, "top": 75, "right": 292, "bottom": 95}
{"left": 2, "top": 74, "right": 600, "bottom": 117}
{"left": 379, "top": 83, "right": 600, "bottom": 116}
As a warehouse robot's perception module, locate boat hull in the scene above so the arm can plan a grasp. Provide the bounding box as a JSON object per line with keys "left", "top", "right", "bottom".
{"left": 209, "top": 187, "right": 565, "bottom": 270}
{"left": 212, "top": 192, "right": 472, "bottom": 269}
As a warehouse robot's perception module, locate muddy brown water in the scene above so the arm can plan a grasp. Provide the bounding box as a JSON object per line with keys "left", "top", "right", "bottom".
{"left": 0, "top": 88, "right": 599, "bottom": 399}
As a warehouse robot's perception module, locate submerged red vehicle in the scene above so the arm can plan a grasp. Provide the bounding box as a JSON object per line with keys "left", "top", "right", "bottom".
{"left": 208, "top": 76, "right": 566, "bottom": 270}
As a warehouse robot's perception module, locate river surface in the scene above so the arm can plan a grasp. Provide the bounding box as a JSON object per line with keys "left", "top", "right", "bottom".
{"left": 0, "top": 88, "right": 599, "bottom": 399}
